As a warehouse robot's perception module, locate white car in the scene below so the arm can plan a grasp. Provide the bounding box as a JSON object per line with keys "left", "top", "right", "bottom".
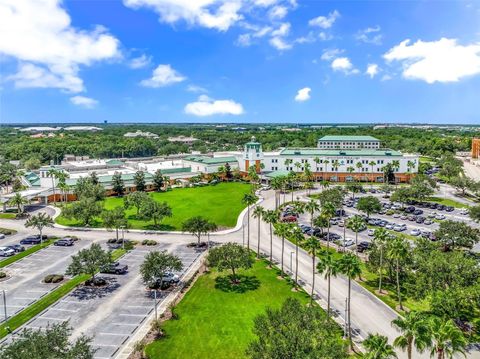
{"left": 393, "top": 225, "right": 405, "bottom": 232}
{"left": 0, "top": 234, "right": 5, "bottom": 240}
{"left": 338, "top": 220, "right": 345, "bottom": 227}
{"left": 367, "top": 229, "right": 375, "bottom": 237}
{"left": 341, "top": 238, "right": 355, "bottom": 247}
{"left": 435, "top": 214, "right": 446, "bottom": 220}
{"left": 393, "top": 213, "right": 401, "bottom": 218}
{"left": 410, "top": 229, "right": 421, "bottom": 236}
{"left": 0, "top": 246, "right": 15, "bottom": 257}
{"left": 385, "top": 223, "right": 395, "bottom": 230}
{"left": 460, "top": 208, "right": 469, "bottom": 215}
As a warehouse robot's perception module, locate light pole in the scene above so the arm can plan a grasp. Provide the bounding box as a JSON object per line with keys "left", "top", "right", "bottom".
{"left": 121, "top": 226, "right": 125, "bottom": 249}
{"left": 290, "top": 251, "right": 294, "bottom": 272}
{"left": 153, "top": 289, "right": 158, "bottom": 321}
{"left": 207, "top": 232, "right": 210, "bottom": 253}
{"left": 2, "top": 290, "right": 7, "bottom": 323}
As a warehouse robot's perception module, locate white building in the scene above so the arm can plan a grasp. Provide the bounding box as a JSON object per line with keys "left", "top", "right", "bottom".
{"left": 124, "top": 130, "right": 159, "bottom": 138}
{"left": 317, "top": 135, "right": 381, "bottom": 149}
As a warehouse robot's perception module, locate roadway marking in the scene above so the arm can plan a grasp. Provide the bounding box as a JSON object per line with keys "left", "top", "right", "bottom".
{"left": 119, "top": 313, "right": 146, "bottom": 317}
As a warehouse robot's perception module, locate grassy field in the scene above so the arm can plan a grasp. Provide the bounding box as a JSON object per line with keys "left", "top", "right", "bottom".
{"left": 56, "top": 182, "right": 252, "bottom": 230}
{"left": 427, "top": 196, "right": 470, "bottom": 208}
{"left": 145, "top": 260, "right": 312, "bottom": 359}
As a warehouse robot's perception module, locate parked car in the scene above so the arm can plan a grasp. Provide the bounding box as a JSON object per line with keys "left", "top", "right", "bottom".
{"left": 0, "top": 234, "right": 5, "bottom": 240}
{"left": 410, "top": 229, "right": 421, "bottom": 236}
{"left": 54, "top": 238, "right": 75, "bottom": 246}
{"left": 367, "top": 229, "right": 375, "bottom": 236}
{"left": 160, "top": 271, "right": 180, "bottom": 284}
{"left": 340, "top": 238, "right": 355, "bottom": 247}
{"left": 100, "top": 262, "right": 128, "bottom": 274}
{"left": 435, "top": 214, "right": 446, "bottom": 220}
{"left": 424, "top": 219, "right": 433, "bottom": 225}
{"left": 281, "top": 214, "right": 297, "bottom": 223}
{"left": 393, "top": 224, "right": 406, "bottom": 232}
{"left": 415, "top": 216, "right": 425, "bottom": 224}
{"left": 460, "top": 208, "right": 469, "bottom": 215}
{"left": 404, "top": 206, "right": 415, "bottom": 213}
{"left": 413, "top": 209, "right": 423, "bottom": 215}
{"left": 6, "top": 244, "right": 25, "bottom": 252}
{"left": 385, "top": 223, "right": 394, "bottom": 230}
{"left": 20, "top": 236, "right": 42, "bottom": 245}
{"left": 393, "top": 213, "right": 401, "bottom": 218}
{"left": 357, "top": 241, "right": 371, "bottom": 252}
{"left": 0, "top": 246, "right": 15, "bottom": 257}
{"left": 445, "top": 206, "right": 454, "bottom": 212}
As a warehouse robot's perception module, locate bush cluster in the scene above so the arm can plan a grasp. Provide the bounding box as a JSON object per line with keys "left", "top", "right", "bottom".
{"left": 0, "top": 271, "right": 7, "bottom": 279}
{"left": 0, "top": 228, "right": 16, "bottom": 235}
{"left": 141, "top": 239, "right": 157, "bottom": 246}
{"left": 44, "top": 274, "right": 64, "bottom": 283}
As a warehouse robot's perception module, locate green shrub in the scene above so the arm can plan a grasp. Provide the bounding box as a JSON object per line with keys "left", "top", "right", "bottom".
{"left": 0, "top": 228, "right": 17, "bottom": 235}
{"left": 44, "top": 274, "right": 55, "bottom": 283}
{"left": 51, "top": 275, "right": 64, "bottom": 283}
{"left": 0, "top": 272, "right": 6, "bottom": 279}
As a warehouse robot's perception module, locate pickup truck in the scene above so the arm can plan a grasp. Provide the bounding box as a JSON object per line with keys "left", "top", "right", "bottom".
{"left": 100, "top": 262, "right": 128, "bottom": 275}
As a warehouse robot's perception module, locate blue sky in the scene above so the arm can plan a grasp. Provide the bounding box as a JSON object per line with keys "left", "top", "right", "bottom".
{"left": 1, "top": 0, "right": 480, "bottom": 124}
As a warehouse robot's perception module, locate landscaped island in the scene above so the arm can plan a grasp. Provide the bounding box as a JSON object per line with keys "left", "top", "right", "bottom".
{"left": 56, "top": 182, "right": 251, "bottom": 230}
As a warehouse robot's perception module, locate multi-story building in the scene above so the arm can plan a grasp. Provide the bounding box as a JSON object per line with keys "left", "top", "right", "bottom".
{"left": 238, "top": 135, "right": 418, "bottom": 183}
{"left": 317, "top": 135, "right": 381, "bottom": 149}
{"left": 472, "top": 138, "right": 480, "bottom": 159}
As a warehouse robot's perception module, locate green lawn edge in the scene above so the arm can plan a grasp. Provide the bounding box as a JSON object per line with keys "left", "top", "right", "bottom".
{"left": 0, "top": 240, "right": 54, "bottom": 269}
{"left": 0, "top": 248, "right": 126, "bottom": 338}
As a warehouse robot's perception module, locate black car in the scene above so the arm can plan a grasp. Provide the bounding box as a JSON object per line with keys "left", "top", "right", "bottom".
{"left": 404, "top": 206, "right": 415, "bottom": 213}
{"left": 445, "top": 206, "right": 454, "bottom": 212}
{"left": 413, "top": 209, "right": 423, "bottom": 215}
{"left": 20, "top": 236, "right": 42, "bottom": 245}
{"left": 415, "top": 216, "right": 425, "bottom": 224}
{"left": 437, "top": 204, "right": 446, "bottom": 211}
{"left": 335, "top": 209, "right": 346, "bottom": 217}
{"left": 357, "top": 241, "right": 371, "bottom": 253}
{"left": 54, "top": 238, "right": 74, "bottom": 246}
{"left": 7, "top": 244, "right": 25, "bottom": 252}
{"left": 100, "top": 262, "right": 128, "bottom": 274}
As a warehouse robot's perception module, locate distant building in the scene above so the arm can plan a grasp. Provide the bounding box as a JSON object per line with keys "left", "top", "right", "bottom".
{"left": 124, "top": 130, "right": 159, "bottom": 138}
{"left": 20, "top": 126, "right": 62, "bottom": 132}
{"left": 167, "top": 136, "right": 198, "bottom": 145}
{"left": 63, "top": 126, "right": 103, "bottom": 131}
{"left": 472, "top": 138, "right": 480, "bottom": 159}
{"left": 317, "top": 135, "right": 381, "bottom": 150}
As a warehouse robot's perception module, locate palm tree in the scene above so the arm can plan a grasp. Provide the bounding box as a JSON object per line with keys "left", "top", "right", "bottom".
{"left": 274, "top": 223, "right": 291, "bottom": 277}
{"left": 356, "top": 161, "right": 363, "bottom": 182}
{"left": 347, "top": 166, "right": 355, "bottom": 182}
{"left": 313, "top": 156, "right": 321, "bottom": 181}
{"left": 263, "top": 210, "right": 277, "bottom": 267}
{"left": 407, "top": 160, "right": 415, "bottom": 182}
{"left": 25, "top": 213, "right": 54, "bottom": 244}
{"left": 289, "top": 226, "right": 304, "bottom": 288}
{"left": 321, "top": 179, "right": 330, "bottom": 190}
{"left": 284, "top": 158, "right": 292, "bottom": 172}
{"left": 287, "top": 172, "right": 296, "bottom": 202}
{"left": 324, "top": 159, "right": 330, "bottom": 179}
{"left": 369, "top": 160, "right": 377, "bottom": 187}
{"left": 373, "top": 228, "right": 389, "bottom": 294}
{"left": 321, "top": 202, "right": 336, "bottom": 249}
{"left": 304, "top": 199, "right": 320, "bottom": 228}
{"left": 331, "top": 159, "right": 340, "bottom": 182}
{"left": 337, "top": 252, "right": 362, "bottom": 347}
{"left": 304, "top": 236, "right": 321, "bottom": 304}
{"left": 294, "top": 161, "right": 302, "bottom": 173}
{"left": 316, "top": 249, "right": 338, "bottom": 317}
{"left": 363, "top": 334, "right": 398, "bottom": 359}
{"left": 252, "top": 205, "right": 264, "bottom": 259}
{"left": 242, "top": 193, "right": 257, "bottom": 250}
{"left": 8, "top": 192, "right": 28, "bottom": 214}
{"left": 392, "top": 312, "right": 430, "bottom": 359}
{"left": 349, "top": 215, "right": 365, "bottom": 257}
{"left": 270, "top": 177, "right": 282, "bottom": 209}
{"left": 426, "top": 317, "right": 467, "bottom": 359}
{"left": 47, "top": 168, "right": 60, "bottom": 205}
{"left": 387, "top": 235, "right": 409, "bottom": 310}
{"left": 58, "top": 181, "right": 70, "bottom": 204}
{"left": 392, "top": 160, "right": 400, "bottom": 185}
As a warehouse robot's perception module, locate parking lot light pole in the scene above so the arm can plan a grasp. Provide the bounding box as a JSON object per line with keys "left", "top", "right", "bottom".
{"left": 121, "top": 226, "right": 125, "bottom": 250}
{"left": 290, "top": 252, "right": 294, "bottom": 272}
{"left": 153, "top": 289, "right": 158, "bottom": 321}
{"left": 2, "top": 290, "right": 7, "bottom": 323}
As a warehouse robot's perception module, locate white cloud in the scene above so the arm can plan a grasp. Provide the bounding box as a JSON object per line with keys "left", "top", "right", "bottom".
{"left": 0, "top": 0, "right": 120, "bottom": 93}
{"left": 129, "top": 54, "right": 151, "bottom": 69}
{"left": 140, "top": 64, "right": 186, "bottom": 87}
{"left": 268, "top": 5, "right": 287, "bottom": 20}
{"left": 331, "top": 57, "right": 359, "bottom": 75}
{"left": 294, "top": 87, "right": 311, "bottom": 102}
{"left": 321, "top": 48, "right": 344, "bottom": 61}
{"left": 184, "top": 95, "right": 244, "bottom": 116}
{"left": 294, "top": 32, "right": 316, "bottom": 44}
{"left": 308, "top": 10, "right": 340, "bottom": 29}
{"left": 384, "top": 38, "right": 480, "bottom": 83}
{"left": 355, "top": 26, "right": 382, "bottom": 45}
{"left": 269, "top": 36, "right": 292, "bottom": 50}
{"left": 366, "top": 64, "right": 379, "bottom": 78}
{"left": 187, "top": 84, "right": 208, "bottom": 93}
{"left": 123, "top": 0, "right": 243, "bottom": 31}
{"left": 70, "top": 95, "right": 98, "bottom": 109}
{"left": 271, "top": 22, "right": 290, "bottom": 37}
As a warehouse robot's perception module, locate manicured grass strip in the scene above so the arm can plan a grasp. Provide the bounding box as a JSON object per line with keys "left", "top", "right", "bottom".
{"left": 427, "top": 196, "right": 470, "bottom": 209}
{"left": 146, "top": 259, "right": 312, "bottom": 359}
{"left": 0, "top": 213, "right": 16, "bottom": 219}
{"left": 0, "top": 240, "right": 54, "bottom": 269}
{"left": 0, "top": 248, "right": 127, "bottom": 338}
{"left": 0, "top": 227, "right": 17, "bottom": 235}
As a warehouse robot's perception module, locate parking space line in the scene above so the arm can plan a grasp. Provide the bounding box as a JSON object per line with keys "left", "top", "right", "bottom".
{"left": 119, "top": 313, "right": 146, "bottom": 317}
{"left": 97, "top": 332, "right": 128, "bottom": 336}
{"left": 111, "top": 322, "right": 138, "bottom": 326}
{"left": 48, "top": 307, "right": 77, "bottom": 312}
{"left": 37, "top": 316, "right": 67, "bottom": 321}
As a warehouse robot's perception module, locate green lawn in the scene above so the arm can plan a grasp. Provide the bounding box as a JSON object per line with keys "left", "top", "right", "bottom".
{"left": 0, "top": 213, "right": 16, "bottom": 219}
{"left": 145, "top": 260, "right": 311, "bottom": 359}
{"left": 426, "top": 196, "right": 470, "bottom": 209}
{"left": 56, "top": 182, "right": 252, "bottom": 230}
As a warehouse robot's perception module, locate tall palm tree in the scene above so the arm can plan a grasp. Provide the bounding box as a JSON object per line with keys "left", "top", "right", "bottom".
{"left": 387, "top": 235, "right": 409, "bottom": 310}
{"left": 57, "top": 181, "right": 70, "bottom": 204}
{"left": 407, "top": 160, "right": 415, "bottom": 182}
{"left": 47, "top": 168, "right": 60, "bottom": 206}
{"left": 349, "top": 215, "right": 365, "bottom": 257}
{"left": 321, "top": 202, "right": 336, "bottom": 249}
{"left": 363, "top": 334, "right": 398, "bottom": 359}
{"left": 294, "top": 161, "right": 302, "bottom": 173}
{"left": 270, "top": 177, "right": 282, "bottom": 209}
{"left": 242, "top": 193, "right": 257, "bottom": 250}
{"left": 356, "top": 161, "right": 363, "bottom": 182}
{"left": 25, "top": 212, "right": 54, "bottom": 244}
{"left": 284, "top": 158, "right": 292, "bottom": 172}
{"left": 347, "top": 166, "right": 355, "bottom": 182}
{"left": 263, "top": 209, "right": 277, "bottom": 267}
{"left": 289, "top": 226, "right": 304, "bottom": 288}
{"left": 337, "top": 252, "right": 362, "bottom": 347}
{"left": 8, "top": 192, "right": 28, "bottom": 214}
{"left": 252, "top": 205, "right": 264, "bottom": 259}
{"left": 274, "top": 223, "right": 291, "bottom": 277}
{"left": 426, "top": 317, "right": 467, "bottom": 359}
{"left": 287, "top": 172, "right": 296, "bottom": 202}
{"left": 332, "top": 159, "right": 340, "bottom": 182}
{"left": 369, "top": 160, "right": 377, "bottom": 187}
{"left": 373, "top": 228, "right": 389, "bottom": 294}
{"left": 324, "top": 159, "right": 330, "bottom": 180}
{"left": 392, "top": 312, "right": 430, "bottom": 359}
{"left": 304, "top": 199, "right": 320, "bottom": 228}
{"left": 392, "top": 160, "right": 400, "bottom": 186}
{"left": 316, "top": 249, "right": 338, "bottom": 317}
{"left": 304, "top": 236, "right": 321, "bottom": 305}
{"left": 321, "top": 179, "right": 330, "bottom": 190}
{"left": 313, "top": 156, "right": 321, "bottom": 181}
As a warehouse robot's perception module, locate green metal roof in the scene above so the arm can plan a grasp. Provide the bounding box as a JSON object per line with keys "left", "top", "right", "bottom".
{"left": 279, "top": 148, "right": 402, "bottom": 157}
{"left": 161, "top": 167, "right": 192, "bottom": 174}
{"left": 66, "top": 172, "right": 154, "bottom": 186}
{"left": 106, "top": 159, "right": 124, "bottom": 166}
{"left": 183, "top": 156, "right": 238, "bottom": 165}
{"left": 265, "top": 170, "right": 290, "bottom": 178}
{"left": 318, "top": 135, "right": 380, "bottom": 142}
{"left": 24, "top": 172, "right": 41, "bottom": 187}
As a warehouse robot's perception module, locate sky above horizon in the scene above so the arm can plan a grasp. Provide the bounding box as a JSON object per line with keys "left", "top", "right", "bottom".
{"left": 1, "top": 0, "right": 480, "bottom": 125}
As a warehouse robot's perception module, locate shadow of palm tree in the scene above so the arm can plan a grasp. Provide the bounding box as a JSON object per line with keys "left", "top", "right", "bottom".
{"left": 214, "top": 275, "right": 261, "bottom": 293}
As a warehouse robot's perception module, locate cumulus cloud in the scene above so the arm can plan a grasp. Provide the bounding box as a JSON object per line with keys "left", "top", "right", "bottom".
{"left": 355, "top": 26, "right": 382, "bottom": 45}
{"left": 308, "top": 10, "right": 340, "bottom": 29}
{"left": 321, "top": 48, "right": 344, "bottom": 61}
{"left": 331, "top": 57, "right": 359, "bottom": 75}
{"left": 269, "top": 22, "right": 292, "bottom": 50}
{"left": 294, "top": 87, "right": 311, "bottom": 102}
{"left": 384, "top": 38, "right": 480, "bottom": 83}
{"left": 184, "top": 95, "right": 244, "bottom": 116}
{"left": 269, "top": 36, "right": 292, "bottom": 50}
{"left": 366, "top": 64, "right": 379, "bottom": 78}
{"left": 129, "top": 54, "right": 151, "bottom": 69}
{"left": 140, "top": 64, "right": 186, "bottom": 87}
{"left": 187, "top": 84, "right": 208, "bottom": 93}
{"left": 268, "top": 5, "right": 288, "bottom": 20}
{"left": 0, "top": 0, "right": 120, "bottom": 93}
{"left": 70, "top": 95, "right": 98, "bottom": 109}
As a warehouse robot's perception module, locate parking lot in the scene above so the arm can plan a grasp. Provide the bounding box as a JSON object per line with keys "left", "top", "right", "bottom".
{"left": 0, "top": 238, "right": 95, "bottom": 322}
{"left": 17, "top": 242, "right": 201, "bottom": 359}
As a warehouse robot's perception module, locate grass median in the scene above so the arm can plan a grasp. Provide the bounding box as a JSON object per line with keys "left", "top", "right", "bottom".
{"left": 0, "top": 247, "right": 126, "bottom": 338}
{"left": 0, "top": 240, "right": 54, "bottom": 269}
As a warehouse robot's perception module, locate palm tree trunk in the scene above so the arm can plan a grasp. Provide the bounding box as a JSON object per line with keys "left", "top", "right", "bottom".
{"left": 348, "top": 278, "right": 352, "bottom": 349}
{"left": 281, "top": 236, "right": 285, "bottom": 277}
{"left": 326, "top": 224, "right": 330, "bottom": 250}
{"left": 247, "top": 206, "right": 250, "bottom": 250}
{"left": 310, "top": 253, "right": 315, "bottom": 305}
{"left": 39, "top": 228, "right": 43, "bottom": 245}
{"left": 327, "top": 274, "right": 331, "bottom": 317}
{"left": 116, "top": 228, "right": 119, "bottom": 241}
{"left": 257, "top": 217, "right": 261, "bottom": 259}
{"left": 269, "top": 224, "right": 273, "bottom": 267}
{"left": 295, "top": 241, "right": 299, "bottom": 288}
{"left": 379, "top": 248, "right": 384, "bottom": 293}
{"left": 355, "top": 232, "right": 358, "bottom": 257}
{"left": 396, "top": 260, "right": 403, "bottom": 310}
{"left": 51, "top": 177, "right": 56, "bottom": 206}
{"left": 408, "top": 341, "right": 412, "bottom": 359}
